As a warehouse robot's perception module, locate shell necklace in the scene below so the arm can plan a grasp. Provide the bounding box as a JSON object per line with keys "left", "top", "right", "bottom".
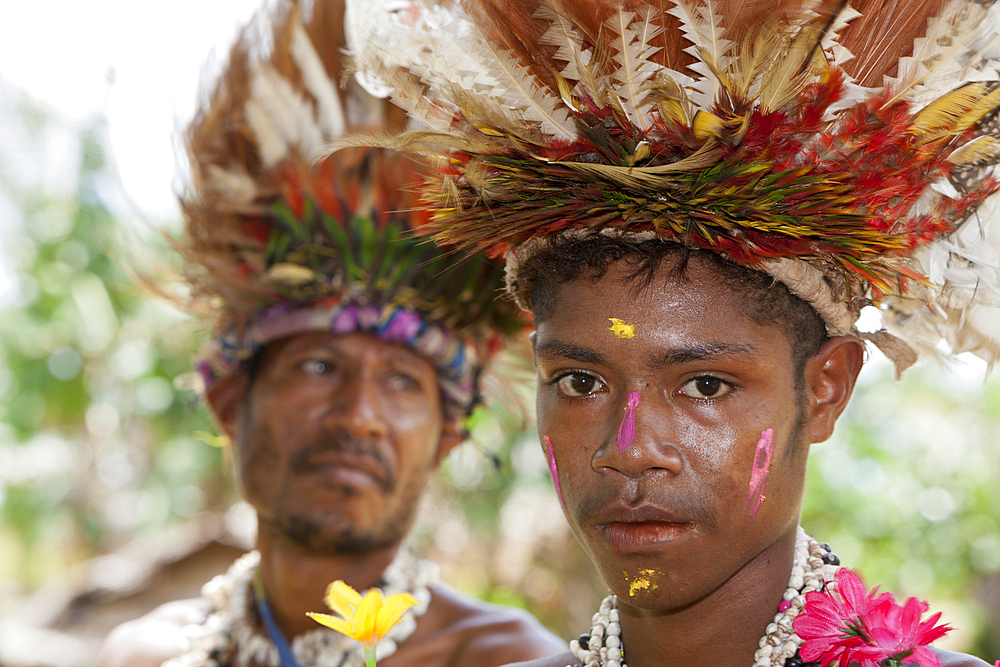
{"left": 165, "top": 549, "right": 438, "bottom": 667}
{"left": 569, "top": 527, "right": 841, "bottom": 667}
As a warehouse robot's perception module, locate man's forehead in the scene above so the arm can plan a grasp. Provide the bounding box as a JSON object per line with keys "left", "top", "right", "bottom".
{"left": 265, "top": 331, "right": 435, "bottom": 369}
{"left": 534, "top": 258, "right": 791, "bottom": 365}
{"left": 544, "top": 259, "right": 745, "bottom": 325}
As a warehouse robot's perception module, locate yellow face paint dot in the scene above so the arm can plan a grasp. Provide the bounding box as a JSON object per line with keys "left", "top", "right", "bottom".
{"left": 625, "top": 569, "right": 659, "bottom": 596}
{"left": 629, "top": 578, "right": 651, "bottom": 596}
{"left": 608, "top": 318, "right": 636, "bottom": 338}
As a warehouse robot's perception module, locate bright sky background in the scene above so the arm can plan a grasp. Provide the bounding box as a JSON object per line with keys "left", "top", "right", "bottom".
{"left": 1, "top": 0, "right": 262, "bottom": 221}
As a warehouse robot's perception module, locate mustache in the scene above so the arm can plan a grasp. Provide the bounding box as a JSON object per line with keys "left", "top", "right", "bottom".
{"left": 289, "top": 428, "right": 395, "bottom": 491}
{"left": 576, "top": 480, "right": 717, "bottom": 530}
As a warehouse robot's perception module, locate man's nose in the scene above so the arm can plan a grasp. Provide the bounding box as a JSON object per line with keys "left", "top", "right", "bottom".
{"left": 325, "top": 373, "right": 389, "bottom": 440}
{"left": 591, "top": 391, "right": 683, "bottom": 479}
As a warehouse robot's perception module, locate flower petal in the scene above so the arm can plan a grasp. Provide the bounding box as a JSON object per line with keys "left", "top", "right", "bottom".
{"left": 374, "top": 593, "right": 419, "bottom": 637}
{"left": 907, "top": 645, "right": 944, "bottom": 667}
{"left": 307, "top": 612, "right": 356, "bottom": 638}
{"left": 353, "top": 589, "right": 384, "bottom": 642}
{"left": 836, "top": 569, "right": 868, "bottom": 608}
{"left": 324, "top": 581, "right": 363, "bottom": 619}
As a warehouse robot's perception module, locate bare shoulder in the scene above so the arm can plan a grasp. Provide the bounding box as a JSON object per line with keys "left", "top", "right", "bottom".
{"left": 930, "top": 647, "right": 994, "bottom": 667}
{"left": 392, "top": 585, "right": 566, "bottom": 667}
{"left": 97, "top": 598, "right": 210, "bottom": 667}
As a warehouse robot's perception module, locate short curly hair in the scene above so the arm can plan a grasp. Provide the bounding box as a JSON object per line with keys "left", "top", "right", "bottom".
{"left": 520, "top": 236, "right": 829, "bottom": 383}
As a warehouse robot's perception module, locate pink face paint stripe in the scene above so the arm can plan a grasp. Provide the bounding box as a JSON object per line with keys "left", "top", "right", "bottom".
{"left": 617, "top": 392, "right": 642, "bottom": 452}
{"left": 746, "top": 428, "right": 775, "bottom": 517}
{"left": 544, "top": 435, "right": 567, "bottom": 511}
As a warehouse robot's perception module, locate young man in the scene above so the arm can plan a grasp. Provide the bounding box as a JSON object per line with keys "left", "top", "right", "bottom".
{"left": 347, "top": 0, "right": 1000, "bottom": 665}
{"left": 97, "top": 1, "right": 565, "bottom": 666}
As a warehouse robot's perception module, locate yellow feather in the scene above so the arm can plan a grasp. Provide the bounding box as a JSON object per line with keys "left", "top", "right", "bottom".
{"left": 910, "top": 83, "right": 991, "bottom": 135}
{"left": 693, "top": 110, "right": 725, "bottom": 140}
{"left": 758, "top": 25, "right": 823, "bottom": 113}
{"left": 728, "top": 19, "right": 781, "bottom": 103}
{"left": 947, "top": 136, "right": 1000, "bottom": 165}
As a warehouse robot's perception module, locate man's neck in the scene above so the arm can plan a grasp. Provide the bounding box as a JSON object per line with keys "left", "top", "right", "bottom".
{"left": 255, "top": 522, "right": 401, "bottom": 641}
{"left": 617, "top": 527, "right": 798, "bottom": 667}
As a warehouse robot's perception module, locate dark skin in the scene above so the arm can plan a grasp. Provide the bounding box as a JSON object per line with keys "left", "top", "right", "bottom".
{"left": 509, "top": 257, "right": 989, "bottom": 667}
{"left": 98, "top": 332, "right": 564, "bottom": 667}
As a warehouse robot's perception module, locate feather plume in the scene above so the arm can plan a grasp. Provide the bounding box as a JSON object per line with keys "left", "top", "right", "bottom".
{"left": 948, "top": 135, "right": 1000, "bottom": 165}
{"left": 838, "top": 0, "right": 951, "bottom": 87}
{"left": 348, "top": 0, "right": 1000, "bottom": 369}
{"left": 536, "top": 3, "right": 590, "bottom": 83}
{"left": 667, "top": 0, "right": 733, "bottom": 105}
{"left": 608, "top": 8, "right": 665, "bottom": 130}
{"left": 728, "top": 18, "right": 783, "bottom": 102}
{"left": 473, "top": 31, "right": 578, "bottom": 139}
{"left": 758, "top": 23, "right": 823, "bottom": 112}
{"left": 180, "top": 0, "right": 522, "bottom": 344}
{"left": 882, "top": 0, "right": 993, "bottom": 109}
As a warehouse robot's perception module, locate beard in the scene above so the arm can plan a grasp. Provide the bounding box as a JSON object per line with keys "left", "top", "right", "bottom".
{"left": 274, "top": 501, "right": 417, "bottom": 555}
{"left": 247, "top": 426, "right": 431, "bottom": 556}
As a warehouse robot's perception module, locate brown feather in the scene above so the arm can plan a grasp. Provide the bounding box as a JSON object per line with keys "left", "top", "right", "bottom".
{"left": 837, "top": 0, "right": 950, "bottom": 87}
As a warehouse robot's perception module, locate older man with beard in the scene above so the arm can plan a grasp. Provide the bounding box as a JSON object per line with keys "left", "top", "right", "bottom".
{"left": 96, "top": 1, "right": 565, "bottom": 666}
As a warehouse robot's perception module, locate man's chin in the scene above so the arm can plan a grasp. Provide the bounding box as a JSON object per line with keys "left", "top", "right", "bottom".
{"left": 275, "top": 514, "right": 406, "bottom": 556}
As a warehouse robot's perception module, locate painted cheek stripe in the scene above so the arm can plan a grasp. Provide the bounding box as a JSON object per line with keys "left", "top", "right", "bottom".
{"left": 617, "top": 392, "right": 642, "bottom": 452}
{"left": 543, "top": 435, "right": 567, "bottom": 511}
{"left": 746, "top": 428, "right": 775, "bottom": 517}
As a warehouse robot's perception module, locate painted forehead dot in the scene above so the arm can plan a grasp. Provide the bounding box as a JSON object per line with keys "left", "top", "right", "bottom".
{"left": 608, "top": 318, "right": 636, "bottom": 339}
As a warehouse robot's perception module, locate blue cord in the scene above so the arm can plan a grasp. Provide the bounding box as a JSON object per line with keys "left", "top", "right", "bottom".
{"left": 255, "top": 584, "right": 304, "bottom": 667}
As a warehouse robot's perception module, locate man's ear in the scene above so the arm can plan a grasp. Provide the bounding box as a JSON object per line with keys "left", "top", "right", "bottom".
{"left": 802, "top": 335, "right": 865, "bottom": 445}
{"left": 205, "top": 373, "right": 249, "bottom": 440}
{"left": 434, "top": 418, "right": 466, "bottom": 466}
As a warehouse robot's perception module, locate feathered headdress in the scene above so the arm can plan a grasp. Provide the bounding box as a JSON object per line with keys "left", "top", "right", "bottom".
{"left": 179, "top": 0, "right": 522, "bottom": 418}
{"left": 345, "top": 0, "right": 1000, "bottom": 373}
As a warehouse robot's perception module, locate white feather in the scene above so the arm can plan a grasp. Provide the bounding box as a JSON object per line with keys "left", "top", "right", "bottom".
{"left": 470, "top": 27, "right": 576, "bottom": 139}
{"left": 290, "top": 23, "right": 345, "bottom": 139}
{"left": 245, "top": 96, "right": 286, "bottom": 168}
{"left": 823, "top": 6, "right": 862, "bottom": 67}
{"left": 884, "top": 0, "right": 992, "bottom": 107}
{"left": 536, "top": 4, "right": 587, "bottom": 82}
{"left": 609, "top": 8, "right": 664, "bottom": 131}
{"left": 666, "top": 0, "right": 730, "bottom": 107}
{"left": 205, "top": 165, "right": 257, "bottom": 205}
{"left": 896, "top": 187, "right": 1000, "bottom": 365}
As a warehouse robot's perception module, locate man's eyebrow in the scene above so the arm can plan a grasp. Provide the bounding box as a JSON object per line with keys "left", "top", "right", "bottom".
{"left": 534, "top": 340, "right": 607, "bottom": 365}
{"left": 649, "top": 342, "right": 760, "bottom": 367}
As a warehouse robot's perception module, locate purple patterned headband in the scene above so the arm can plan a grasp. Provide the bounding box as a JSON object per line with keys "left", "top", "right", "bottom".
{"left": 197, "top": 299, "right": 483, "bottom": 420}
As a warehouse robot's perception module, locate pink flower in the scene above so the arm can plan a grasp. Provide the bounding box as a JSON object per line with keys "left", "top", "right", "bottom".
{"left": 794, "top": 569, "right": 951, "bottom": 667}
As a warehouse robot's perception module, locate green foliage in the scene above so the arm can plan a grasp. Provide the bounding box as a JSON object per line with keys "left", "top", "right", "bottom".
{"left": 802, "top": 357, "right": 1000, "bottom": 658}
{"left": 0, "top": 96, "right": 233, "bottom": 588}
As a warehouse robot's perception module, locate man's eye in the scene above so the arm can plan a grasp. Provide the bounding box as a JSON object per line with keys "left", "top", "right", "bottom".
{"left": 300, "top": 359, "right": 333, "bottom": 375}
{"left": 677, "top": 375, "right": 733, "bottom": 399}
{"left": 387, "top": 373, "right": 419, "bottom": 392}
{"left": 555, "top": 373, "right": 605, "bottom": 397}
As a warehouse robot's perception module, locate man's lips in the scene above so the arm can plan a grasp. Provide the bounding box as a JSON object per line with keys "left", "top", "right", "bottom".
{"left": 598, "top": 521, "right": 694, "bottom": 550}
{"left": 300, "top": 451, "right": 390, "bottom": 489}
{"left": 593, "top": 505, "right": 696, "bottom": 550}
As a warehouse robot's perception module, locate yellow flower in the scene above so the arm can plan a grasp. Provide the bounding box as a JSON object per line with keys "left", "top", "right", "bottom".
{"left": 307, "top": 581, "right": 418, "bottom": 667}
